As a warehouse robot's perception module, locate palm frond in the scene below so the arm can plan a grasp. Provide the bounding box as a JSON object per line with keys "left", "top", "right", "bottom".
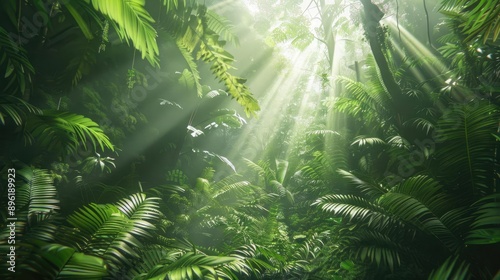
{"left": 337, "top": 169, "right": 388, "bottom": 198}
{"left": 162, "top": 2, "right": 259, "bottom": 116}
{"left": 0, "top": 26, "right": 35, "bottom": 94}
{"left": 206, "top": 10, "right": 239, "bottom": 46}
{"left": 428, "top": 256, "right": 471, "bottom": 280}
{"left": 314, "top": 194, "right": 390, "bottom": 226}
{"left": 86, "top": 0, "right": 159, "bottom": 66}
{"left": 343, "top": 229, "right": 402, "bottom": 272}
{"left": 466, "top": 193, "right": 500, "bottom": 245}
{"left": 212, "top": 180, "right": 252, "bottom": 201}
{"left": 115, "top": 193, "right": 161, "bottom": 237}
{"left": 176, "top": 39, "right": 203, "bottom": 96}
{"left": 146, "top": 252, "right": 241, "bottom": 280}
{"left": 62, "top": 0, "right": 98, "bottom": 40}
{"left": 19, "top": 241, "right": 108, "bottom": 279}
{"left": 126, "top": 245, "right": 181, "bottom": 279}
{"left": 351, "top": 135, "right": 386, "bottom": 147}
{"left": 379, "top": 176, "right": 461, "bottom": 252}
{"left": 196, "top": 34, "right": 260, "bottom": 117}
{"left": 436, "top": 102, "right": 499, "bottom": 196}
{"left": 0, "top": 95, "right": 41, "bottom": 126}
{"left": 63, "top": 193, "right": 161, "bottom": 277}
{"left": 440, "top": 0, "right": 500, "bottom": 43}
{"left": 25, "top": 110, "right": 114, "bottom": 154}
{"left": 16, "top": 168, "right": 60, "bottom": 218}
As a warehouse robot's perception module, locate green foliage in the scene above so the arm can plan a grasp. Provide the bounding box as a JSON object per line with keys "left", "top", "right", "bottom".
{"left": 435, "top": 102, "right": 499, "bottom": 196}
{"left": 164, "top": 2, "right": 260, "bottom": 116}
{"left": 0, "top": 26, "right": 34, "bottom": 94}
{"left": 440, "top": 0, "right": 500, "bottom": 43}
{"left": 25, "top": 110, "right": 114, "bottom": 155}
{"left": 58, "top": 193, "right": 160, "bottom": 277}
{"left": 428, "top": 256, "right": 471, "bottom": 280}
{"left": 1, "top": 1, "right": 500, "bottom": 279}
{"left": 0, "top": 94, "right": 41, "bottom": 125}
{"left": 20, "top": 242, "right": 108, "bottom": 279}
{"left": 83, "top": 0, "right": 159, "bottom": 66}
{"left": 466, "top": 193, "right": 500, "bottom": 245}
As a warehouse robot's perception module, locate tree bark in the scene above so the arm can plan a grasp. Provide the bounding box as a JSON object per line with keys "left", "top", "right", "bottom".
{"left": 359, "top": 0, "right": 411, "bottom": 119}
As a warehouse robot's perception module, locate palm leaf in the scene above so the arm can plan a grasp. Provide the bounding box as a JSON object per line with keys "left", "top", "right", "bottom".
{"left": 351, "top": 135, "right": 386, "bottom": 147}
{"left": 85, "top": 0, "right": 159, "bottom": 66}
{"left": 25, "top": 110, "right": 114, "bottom": 154}
{"left": 343, "top": 229, "right": 402, "bottom": 272}
{"left": 145, "top": 252, "right": 240, "bottom": 280}
{"left": 440, "top": 0, "right": 500, "bottom": 43}
{"left": 314, "top": 194, "right": 393, "bottom": 229}
{"left": 0, "top": 26, "right": 35, "bottom": 94}
{"left": 466, "top": 193, "right": 500, "bottom": 245}
{"left": 435, "top": 102, "right": 499, "bottom": 196}
{"left": 63, "top": 193, "right": 161, "bottom": 277}
{"left": 212, "top": 180, "right": 252, "bottom": 201}
{"left": 0, "top": 95, "right": 41, "bottom": 126}
{"left": 428, "top": 256, "right": 471, "bottom": 280}
{"left": 16, "top": 168, "right": 60, "bottom": 218}
{"left": 19, "top": 241, "right": 108, "bottom": 279}
{"left": 378, "top": 176, "right": 461, "bottom": 252}
{"left": 176, "top": 40, "right": 203, "bottom": 96}
{"left": 337, "top": 169, "right": 388, "bottom": 198}
{"left": 20, "top": 242, "right": 108, "bottom": 280}
{"left": 62, "top": 0, "right": 97, "bottom": 40}
{"left": 206, "top": 10, "right": 239, "bottom": 46}
{"left": 115, "top": 193, "right": 161, "bottom": 237}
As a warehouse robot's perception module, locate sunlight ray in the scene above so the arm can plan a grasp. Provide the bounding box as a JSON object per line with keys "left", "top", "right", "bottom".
{"left": 227, "top": 42, "right": 324, "bottom": 161}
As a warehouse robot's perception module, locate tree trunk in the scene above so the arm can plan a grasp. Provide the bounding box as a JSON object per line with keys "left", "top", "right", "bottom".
{"left": 359, "top": 0, "right": 411, "bottom": 120}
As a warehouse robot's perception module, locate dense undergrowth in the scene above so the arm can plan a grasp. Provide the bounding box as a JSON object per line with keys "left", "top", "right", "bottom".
{"left": 0, "top": 0, "right": 499, "bottom": 279}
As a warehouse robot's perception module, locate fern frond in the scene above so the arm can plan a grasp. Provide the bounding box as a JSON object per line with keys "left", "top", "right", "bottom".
{"left": 206, "top": 10, "right": 239, "bottom": 46}
{"left": 176, "top": 39, "right": 203, "bottom": 96}
{"left": 196, "top": 34, "right": 260, "bottom": 116}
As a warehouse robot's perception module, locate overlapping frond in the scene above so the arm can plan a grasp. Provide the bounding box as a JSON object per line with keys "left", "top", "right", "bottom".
{"left": 0, "top": 26, "right": 34, "bottom": 94}
{"left": 440, "top": 0, "right": 500, "bottom": 43}
{"left": 144, "top": 252, "right": 242, "bottom": 280}
{"left": 436, "top": 102, "right": 499, "bottom": 196}
{"left": 379, "top": 176, "right": 461, "bottom": 252}
{"left": 16, "top": 168, "right": 60, "bottom": 218}
{"left": 25, "top": 110, "right": 114, "bottom": 154}
{"left": 206, "top": 10, "right": 239, "bottom": 46}
{"left": 86, "top": 0, "right": 159, "bottom": 66}
{"left": 428, "top": 256, "right": 470, "bottom": 280}
{"left": 466, "top": 193, "right": 500, "bottom": 245}
{"left": 163, "top": 3, "right": 259, "bottom": 116}
{"left": 61, "top": 193, "right": 161, "bottom": 277}
{"left": 19, "top": 242, "right": 108, "bottom": 279}
{"left": 0, "top": 95, "right": 41, "bottom": 125}
{"left": 343, "top": 229, "right": 403, "bottom": 272}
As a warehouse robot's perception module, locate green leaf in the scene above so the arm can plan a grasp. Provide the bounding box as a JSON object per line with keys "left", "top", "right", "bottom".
{"left": 86, "top": 0, "right": 159, "bottom": 66}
